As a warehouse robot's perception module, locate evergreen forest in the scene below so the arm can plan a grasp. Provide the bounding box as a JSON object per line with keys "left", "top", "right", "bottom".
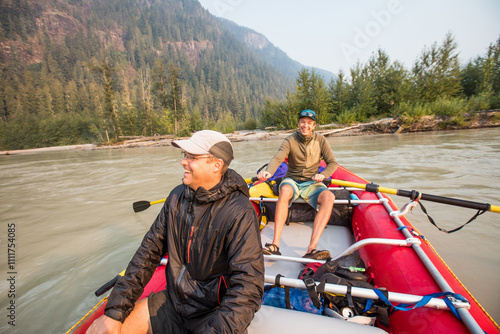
{"left": 1, "top": 0, "right": 499, "bottom": 150}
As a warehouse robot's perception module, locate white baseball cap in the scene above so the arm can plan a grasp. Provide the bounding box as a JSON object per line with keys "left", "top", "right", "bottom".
{"left": 172, "top": 130, "right": 234, "bottom": 165}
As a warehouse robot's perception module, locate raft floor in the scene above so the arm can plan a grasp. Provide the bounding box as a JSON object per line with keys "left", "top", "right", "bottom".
{"left": 261, "top": 221, "right": 355, "bottom": 278}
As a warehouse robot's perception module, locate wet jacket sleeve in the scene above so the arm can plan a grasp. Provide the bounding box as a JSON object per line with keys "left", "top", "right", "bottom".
{"left": 104, "top": 202, "right": 168, "bottom": 323}
{"left": 319, "top": 135, "right": 338, "bottom": 178}
{"left": 202, "top": 203, "right": 264, "bottom": 333}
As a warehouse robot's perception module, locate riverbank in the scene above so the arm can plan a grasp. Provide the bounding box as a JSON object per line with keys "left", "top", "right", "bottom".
{"left": 1, "top": 110, "right": 499, "bottom": 156}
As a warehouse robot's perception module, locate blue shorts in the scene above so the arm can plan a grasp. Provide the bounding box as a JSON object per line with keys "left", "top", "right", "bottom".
{"left": 279, "top": 178, "right": 328, "bottom": 210}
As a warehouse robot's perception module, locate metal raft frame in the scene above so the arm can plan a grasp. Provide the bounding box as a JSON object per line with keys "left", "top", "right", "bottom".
{"left": 263, "top": 236, "right": 469, "bottom": 312}
{"left": 254, "top": 189, "right": 485, "bottom": 333}
{"left": 376, "top": 192, "right": 483, "bottom": 333}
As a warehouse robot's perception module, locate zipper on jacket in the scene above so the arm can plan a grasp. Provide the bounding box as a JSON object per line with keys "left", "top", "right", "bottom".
{"left": 187, "top": 226, "right": 194, "bottom": 263}
{"left": 186, "top": 194, "right": 194, "bottom": 264}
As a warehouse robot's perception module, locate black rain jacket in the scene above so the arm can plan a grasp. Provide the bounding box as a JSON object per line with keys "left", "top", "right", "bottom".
{"left": 105, "top": 169, "right": 264, "bottom": 333}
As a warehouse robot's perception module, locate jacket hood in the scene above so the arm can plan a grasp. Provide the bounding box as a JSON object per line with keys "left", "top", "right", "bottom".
{"left": 186, "top": 168, "right": 250, "bottom": 204}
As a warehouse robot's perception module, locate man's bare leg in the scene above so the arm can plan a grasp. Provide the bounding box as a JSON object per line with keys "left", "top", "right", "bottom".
{"left": 270, "top": 184, "right": 294, "bottom": 248}
{"left": 307, "top": 190, "right": 335, "bottom": 254}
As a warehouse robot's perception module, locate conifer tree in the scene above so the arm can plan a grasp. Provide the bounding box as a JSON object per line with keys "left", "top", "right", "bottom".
{"left": 412, "top": 33, "right": 462, "bottom": 103}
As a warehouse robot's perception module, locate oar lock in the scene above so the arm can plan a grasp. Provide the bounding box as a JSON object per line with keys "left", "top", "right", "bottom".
{"left": 390, "top": 200, "right": 419, "bottom": 218}
{"left": 387, "top": 190, "right": 422, "bottom": 218}
{"left": 389, "top": 190, "right": 422, "bottom": 218}
{"left": 409, "top": 190, "right": 423, "bottom": 202}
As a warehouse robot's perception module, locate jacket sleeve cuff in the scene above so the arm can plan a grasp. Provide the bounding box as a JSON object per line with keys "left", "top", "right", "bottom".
{"left": 104, "top": 308, "right": 126, "bottom": 323}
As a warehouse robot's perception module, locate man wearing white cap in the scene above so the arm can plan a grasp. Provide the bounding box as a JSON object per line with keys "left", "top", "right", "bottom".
{"left": 88, "top": 130, "right": 264, "bottom": 334}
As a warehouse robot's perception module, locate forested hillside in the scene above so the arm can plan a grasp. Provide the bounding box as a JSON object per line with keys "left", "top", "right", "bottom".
{"left": 0, "top": 0, "right": 295, "bottom": 149}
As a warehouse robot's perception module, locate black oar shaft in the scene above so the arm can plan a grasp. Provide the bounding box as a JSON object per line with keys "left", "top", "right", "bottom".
{"left": 95, "top": 274, "right": 120, "bottom": 297}
{"left": 397, "top": 190, "right": 491, "bottom": 212}
{"left": 330, "top": 179, "right": 499, "bottom": 213}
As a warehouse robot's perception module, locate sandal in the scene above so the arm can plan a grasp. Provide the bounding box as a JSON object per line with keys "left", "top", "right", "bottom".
{"left": 263, "top": 243, "right": 281, "bottom": 255}
{"left": 302, "top": 249, "right": 331, "bottom": 260}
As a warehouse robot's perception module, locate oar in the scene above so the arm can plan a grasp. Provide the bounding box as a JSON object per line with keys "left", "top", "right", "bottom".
{"left": 133, "top": 177, "right": 259, "bottom": 212}
{"left": 245, "top": 176, "right": 258, "bottom": 184}
{"left": 95, "top": 270, "right": 125, "bottom": 296}
{"left": 330, "top": 179, "right": 500, "bottom": 213}
{"left": 94, "top": 258, "right": 168, "bottom": 297}
{"left": 133, "top": 198, "right": 166, "bottom": 213}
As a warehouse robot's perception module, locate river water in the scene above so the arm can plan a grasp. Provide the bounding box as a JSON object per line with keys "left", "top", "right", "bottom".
{"left": 0, "top": 128, "right": 499, "bottom": 333}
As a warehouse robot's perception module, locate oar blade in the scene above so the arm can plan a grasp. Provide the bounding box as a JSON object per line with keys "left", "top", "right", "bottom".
{"left": 133, "top": 200, "right": 151, "bottom": 213}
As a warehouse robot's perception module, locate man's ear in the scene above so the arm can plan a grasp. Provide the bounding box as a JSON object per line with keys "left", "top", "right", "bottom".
{"left": 213, "top": 159, "right": 223, "bottom": 173}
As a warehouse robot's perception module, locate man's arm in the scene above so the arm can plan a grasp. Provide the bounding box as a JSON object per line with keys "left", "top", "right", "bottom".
{"left": 318, "top": 135, "right": 338, "bottom": 179}
{"left": 103, "top": 202, "right": 169, "bottom": 323}
{"left": 258, "top": 138, "right": 291, "bottom": 181}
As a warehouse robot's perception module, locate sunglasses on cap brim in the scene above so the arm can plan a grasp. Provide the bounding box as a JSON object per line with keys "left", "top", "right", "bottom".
{"left": 300, "top": 111, "right": 315, "bottom": 119}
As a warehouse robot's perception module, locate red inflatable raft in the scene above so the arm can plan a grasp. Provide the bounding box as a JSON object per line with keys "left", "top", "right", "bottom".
{"left": 67, "top": 165, "right": 499, "bottom": 334}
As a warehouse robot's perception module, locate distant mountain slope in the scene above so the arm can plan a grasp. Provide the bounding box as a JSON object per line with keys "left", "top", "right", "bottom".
{"left": 218, "top": 18, "right": 337, "bottom": 82}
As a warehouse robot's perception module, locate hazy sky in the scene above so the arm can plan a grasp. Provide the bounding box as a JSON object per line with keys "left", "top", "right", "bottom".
{"left": 197, "top": 0, "right": 500, "bottom": 75}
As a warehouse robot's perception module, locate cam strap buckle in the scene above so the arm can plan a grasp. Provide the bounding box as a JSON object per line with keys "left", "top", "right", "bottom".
{"left": 303, "top": 277, "right": 322, "bottom": 309}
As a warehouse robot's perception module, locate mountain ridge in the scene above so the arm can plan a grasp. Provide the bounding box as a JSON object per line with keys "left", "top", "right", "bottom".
{"left": 0, "top": 0, "right": 336, "bottom": 85}
{"left": 217, "top": 17, "right": 337, "bottom": 82}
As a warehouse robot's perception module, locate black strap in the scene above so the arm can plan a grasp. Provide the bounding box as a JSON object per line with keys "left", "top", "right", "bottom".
{"left": 274, "top": 274, "right": 283, "bottom": 286}
{"left": 264, "top": 274, "right": 284, "bottom": 292}
{"left": 273, "top": 274, "right": 291, "bottom": 309}
{"left": 346, "top": 286, "right": 357, "bottom": 315}
{"left": 299, "top": 266, "right": 316, "bottom": 280}
{"left": 317, "top": 280, "right": 326, "bottom": 294}
{"left": 303, "top": 277, "right": 322, "bottom": 309}
{"left": 418, "top": 201, "right": 489, "bottom": 234}
{"left": 284, "top": 286, "right": 291, "bottom": 309}
{"left": 259, "top": 196, "right": 267, "bottom": 220}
